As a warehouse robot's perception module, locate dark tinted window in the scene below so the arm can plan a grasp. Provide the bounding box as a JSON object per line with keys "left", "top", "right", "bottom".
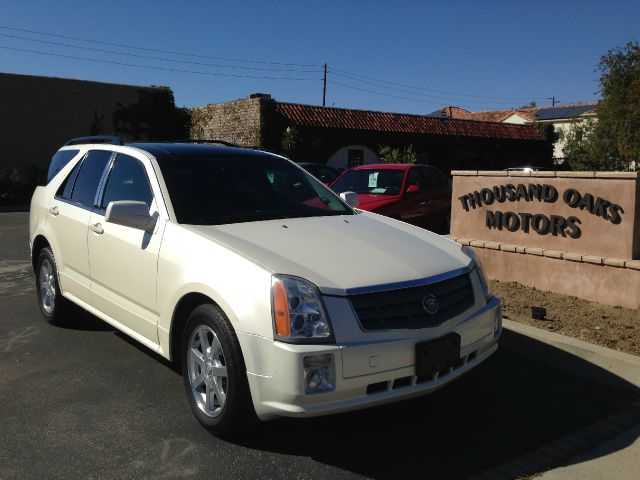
{"left": 156, "top": 155, "right": 351, "bottom": 225}
{"left": 46, "top": 149, "right": 80, "bottom": 184}
{"left": 56, "top": 158, "right": 83, "bottom": 199}
{"left": 423, "top": 166, "right": 448, "bottom": 187}
{"left": 100, "top": 154, "right": 153, "bottom": 208}
{"left": 317, "top": 166, "right": 338, "bottom": 184}
{"left": 70, "top": 150, "right": 112, "bottom": 207}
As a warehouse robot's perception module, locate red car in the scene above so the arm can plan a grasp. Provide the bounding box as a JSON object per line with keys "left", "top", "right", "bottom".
{"left": 330, "top": 164, "right": 452, "bottom": 233}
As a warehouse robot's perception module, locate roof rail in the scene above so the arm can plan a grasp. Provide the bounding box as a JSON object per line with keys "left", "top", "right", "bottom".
{"left": 64, "top": 135, "right": 124, "bottom": 147}
{"left": 181, "top": 139, "right": 240, "bottom": 148}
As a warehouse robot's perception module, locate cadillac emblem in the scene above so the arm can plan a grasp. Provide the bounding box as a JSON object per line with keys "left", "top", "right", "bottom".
{"left": 422, "top": 293, "right": 438, "bottom": 314}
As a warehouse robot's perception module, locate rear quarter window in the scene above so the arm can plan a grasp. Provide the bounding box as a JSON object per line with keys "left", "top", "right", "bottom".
{"left": 45, "top": 150, "right": 80, "bottom": 184}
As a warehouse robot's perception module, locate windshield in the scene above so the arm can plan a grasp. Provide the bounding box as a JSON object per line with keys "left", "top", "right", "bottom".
{"left": 331, "top": 169, "right": 406, "bottom": 196}
{"left": 157, "top": 155, "right": 353, "bottom": 225}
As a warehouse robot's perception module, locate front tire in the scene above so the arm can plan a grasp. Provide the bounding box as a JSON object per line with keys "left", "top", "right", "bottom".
{"left": 181, "top": 304, "right": 256, "bottom": 438}
{"left": 35, "top": 247, "right": 70, "bottom": 326}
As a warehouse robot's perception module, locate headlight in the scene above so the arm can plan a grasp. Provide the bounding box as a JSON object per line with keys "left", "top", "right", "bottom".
{"left": 272, "top": 275, "right": 334, "bottom": 343}
{"left": 462, "top": 245, "right": 493, "bottom": 302}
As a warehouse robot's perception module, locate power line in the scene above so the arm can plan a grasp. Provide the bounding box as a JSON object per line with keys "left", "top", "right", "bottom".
{"left": 0, "top": 45, "right": 320, "bottom": 81}
{"left": 0, "top": 32, "right": 321, "bottom": 74}
{"left": 328, "top": 79, "right": 541, "bottom": 110}
{"left": 0, "top": 23, "right": 561, "bottom": 109}
{"left": 0, "top": 24, "right": 320, "bottom": 68}
{"left": 330, "top": 66, "right": 549, "bottom": 102}
{"left": 327, "top": 80, "right": 455, "bottom": 108}
{"left": 329, "top": 71, "right": 521, "bottom": 106}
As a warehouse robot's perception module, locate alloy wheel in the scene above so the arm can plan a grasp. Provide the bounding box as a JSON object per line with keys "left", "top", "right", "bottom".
{"left": 187, "top": 325, "right": 228, "bottom": 417}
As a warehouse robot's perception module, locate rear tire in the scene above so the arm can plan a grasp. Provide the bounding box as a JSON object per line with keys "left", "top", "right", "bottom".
{"left": 181, "top": 304, "right": 257, "bottom": 438}
{"left": 35, "top": 247, "right": 70, "bottom": 326}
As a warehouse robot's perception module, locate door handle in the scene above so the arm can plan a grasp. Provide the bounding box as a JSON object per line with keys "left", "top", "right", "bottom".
{"left": 49, "top": 206, "right": 59, "bottom": 216}
{"left": 89, "top": 223, "right": 104, "bottom": 235}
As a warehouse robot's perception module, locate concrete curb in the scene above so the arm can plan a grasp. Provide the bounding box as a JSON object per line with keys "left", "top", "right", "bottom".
{"left": 496, "top": 320, "right": 640, "bottom": 480}
{"left": 503, "top": 319, "right": 640, "bottom": 391}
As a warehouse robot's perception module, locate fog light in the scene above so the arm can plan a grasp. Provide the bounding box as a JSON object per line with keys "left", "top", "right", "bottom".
{"left": 303, "top": 354, "right": 335, "bottom": 394}
{"left": 494, "top": 304, "right": 502, "bottom": 338}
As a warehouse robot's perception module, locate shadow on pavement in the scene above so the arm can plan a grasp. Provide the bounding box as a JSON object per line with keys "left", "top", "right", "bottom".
{"left": 231, "top": 329, "right": 640, "bottom": 479}
{"left": 57, "top": 305, "right": 116, "bottom": 332}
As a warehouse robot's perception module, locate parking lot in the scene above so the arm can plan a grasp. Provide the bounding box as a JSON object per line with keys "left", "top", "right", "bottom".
{"left": 1, "top": 211, "right": 638, "bottom": 479}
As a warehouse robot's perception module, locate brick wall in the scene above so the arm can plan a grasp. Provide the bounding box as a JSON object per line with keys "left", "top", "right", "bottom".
{"left": 190, "top": 96, "right": 268, "bottom": 147}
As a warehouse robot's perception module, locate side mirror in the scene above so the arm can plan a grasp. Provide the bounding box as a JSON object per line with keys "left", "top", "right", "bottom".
{"left": 339, "top": 191, "right": 359, "bottom": 208}
{"left": 105, "top": 201, "right": 155, "bottom": 232}
{"left": 406, "top": 185, "right": 421, "bottom": 194}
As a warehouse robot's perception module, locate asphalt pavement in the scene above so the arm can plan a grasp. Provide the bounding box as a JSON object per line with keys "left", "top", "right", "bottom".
{"left": 1, "top": 212, "right": 638, "bottom": 479}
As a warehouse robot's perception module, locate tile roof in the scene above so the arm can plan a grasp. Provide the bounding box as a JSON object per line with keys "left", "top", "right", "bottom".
{"left": 275, "top": 103, "right": 542, "bottom": 141}
{"left": 430, "top": 106, "right": 513, "bottom": 122}
{"left": 434, "top": 102, "right": 599, "bottom": 123}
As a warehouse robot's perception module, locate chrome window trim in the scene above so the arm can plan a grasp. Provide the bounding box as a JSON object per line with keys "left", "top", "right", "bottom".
{"left": 94, "top": 151, "right": 118, "bottom": 209}
{"left": 320, "top": 263, "right": 474, "bottom": 297}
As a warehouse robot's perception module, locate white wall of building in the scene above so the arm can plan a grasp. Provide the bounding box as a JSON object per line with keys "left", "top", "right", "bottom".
{"left": 548, "top": 118, "right": 596, "bottom": 159}
{"left": 502, "top": 113, "right": 529, "bottom": 125}
{"left": 327, "top": 145, "right": 379, "bottom": 170}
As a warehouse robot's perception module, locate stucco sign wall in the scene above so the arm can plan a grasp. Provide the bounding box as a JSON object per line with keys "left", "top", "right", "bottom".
{"left": 450, "top": 171, "right": 640, "bottom": 260}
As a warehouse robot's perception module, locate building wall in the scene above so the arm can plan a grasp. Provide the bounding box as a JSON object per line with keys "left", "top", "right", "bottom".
{"left": 190, "top": 96, "right": 266, "bottom": 147}
{"left": 0, "top": 72, "right": 171, "bottom": 173}
{"left": 326, "top": 145, "right": 379, "bottom": 170}
{"left": 502, "top": 113, "right": 529, "bottom": 125}
{"left": 503, "top": 111, "right": 598, "bottom": 160}
{"left": 547, "top": 118, "right": 596, "bottom": 160}
{"left": 188, "top": 96, "right": 552, "bottom": 172}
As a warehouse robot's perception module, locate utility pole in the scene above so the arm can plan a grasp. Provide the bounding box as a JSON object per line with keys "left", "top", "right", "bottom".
{"left": 548, "top": 96, "right": 558, "bottom": 106}
{"left": 322, "top": 63, "right": 327, "bottom": 107}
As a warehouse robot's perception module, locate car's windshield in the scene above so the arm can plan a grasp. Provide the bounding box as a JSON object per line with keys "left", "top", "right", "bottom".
{"left": 157, "top": 155, "right": 353, "bottom": 225}
{"left": 331, "top": 169, "right": 405, "bottom": 196}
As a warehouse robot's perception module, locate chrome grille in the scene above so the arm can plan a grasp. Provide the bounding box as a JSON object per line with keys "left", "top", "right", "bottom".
{"left": 349, "top": 273, "right": 474, "bottom": 331}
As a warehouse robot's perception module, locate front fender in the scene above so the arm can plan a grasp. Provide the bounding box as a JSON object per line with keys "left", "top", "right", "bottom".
{"left": 156, "top": 222, "right": 274, "bottom": 358}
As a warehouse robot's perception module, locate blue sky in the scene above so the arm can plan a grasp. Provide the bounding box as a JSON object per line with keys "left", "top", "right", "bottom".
{"left": 1, "top": 1, "right": 638, "bottom": 114}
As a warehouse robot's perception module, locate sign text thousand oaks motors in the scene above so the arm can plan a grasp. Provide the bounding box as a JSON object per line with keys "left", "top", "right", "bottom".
{"left": 457, "top": 183, "right": 624, "bottom": 239}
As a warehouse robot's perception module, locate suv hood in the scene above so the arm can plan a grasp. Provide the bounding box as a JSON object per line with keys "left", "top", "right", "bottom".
{"left": 187, "top": 212, "right": 470, "bottom": 294}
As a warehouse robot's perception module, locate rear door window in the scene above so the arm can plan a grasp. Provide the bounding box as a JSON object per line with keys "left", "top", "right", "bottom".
{"left": 67, "top": 150, "right": 112, "bottom": 208}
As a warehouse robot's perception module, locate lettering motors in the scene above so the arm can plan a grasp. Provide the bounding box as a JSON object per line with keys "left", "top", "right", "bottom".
{"left": 457, "top": 183, "right": 625, "bottom": 239}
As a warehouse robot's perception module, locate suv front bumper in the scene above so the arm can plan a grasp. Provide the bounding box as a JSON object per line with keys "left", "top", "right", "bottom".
{"left": 242, "top": 297, "right": 501, "bottom": 420}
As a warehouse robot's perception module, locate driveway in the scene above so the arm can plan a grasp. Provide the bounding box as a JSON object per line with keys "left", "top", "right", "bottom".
{"left": 0, "top": 212, "right": 637, "bottom": 479}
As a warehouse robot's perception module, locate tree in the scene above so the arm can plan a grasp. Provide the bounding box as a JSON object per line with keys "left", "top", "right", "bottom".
{"left": 563, "top": 41, "right": 640, "bottom": 170}
{"left": 532, "top": 122, "right": 559, "bottom": 160}
{"left": 563, "top": 118, "right": 601, "bottom": 170}
{"left": 281, "top": 126, "right": 300, "bottom": 158}
{"left": 519, "top": 101, "right": 537, "bottom": 109}
{"left": 378, "top": 144, "right": 417, "bottom": 164}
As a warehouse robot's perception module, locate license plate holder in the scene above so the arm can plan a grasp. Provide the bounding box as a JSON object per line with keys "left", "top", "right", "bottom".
{"left": 415, "top": 333, "right": 461, "bottom": 379}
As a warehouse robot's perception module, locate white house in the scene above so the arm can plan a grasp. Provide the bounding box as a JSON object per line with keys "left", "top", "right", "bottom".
{"left": 431, "top": 103, "right": 598, "bottom": 161}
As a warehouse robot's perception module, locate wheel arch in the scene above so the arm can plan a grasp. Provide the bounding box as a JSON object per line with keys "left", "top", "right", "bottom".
{"left": 31, "top": 235, "right": 51, "bottom": 272}
{"left": 169, "top": 292, "right": 222, "bottom": 365}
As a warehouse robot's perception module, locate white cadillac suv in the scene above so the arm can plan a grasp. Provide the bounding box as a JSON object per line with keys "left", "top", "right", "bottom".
{"left": 30, "top": 137, "right": 501, "bottom": 437}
